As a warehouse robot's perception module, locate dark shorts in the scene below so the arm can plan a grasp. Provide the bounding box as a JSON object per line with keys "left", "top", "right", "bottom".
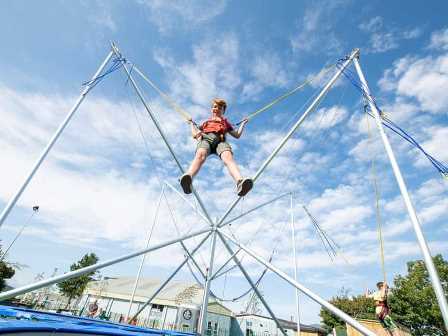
{"left": 196, "top": 133, "right": 232, "bottom": 157}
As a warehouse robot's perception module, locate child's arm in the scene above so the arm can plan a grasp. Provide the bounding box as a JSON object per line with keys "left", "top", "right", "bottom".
{"left": 188, "top": 118, "right": 203, "bottom": 139}
{"left": 229, "top": 118, "right": 249, "bottom": 139}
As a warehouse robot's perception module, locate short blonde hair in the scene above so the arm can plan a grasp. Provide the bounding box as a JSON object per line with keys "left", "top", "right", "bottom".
{"left": 212, "top": 98, "right": 227, "bottom": 112}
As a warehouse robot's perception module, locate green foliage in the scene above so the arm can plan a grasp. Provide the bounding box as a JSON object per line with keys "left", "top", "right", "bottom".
{"left": 390, "top": 254, "right": 448, "bottom": 336}
{"left": 320, "top": 291, "right": 376, "bottom": 332}
{"left": 0, "top": 244, "right": 16, "bottom": 292}
{"left": 57, "top": 253, "right": 99, "bottom": 306}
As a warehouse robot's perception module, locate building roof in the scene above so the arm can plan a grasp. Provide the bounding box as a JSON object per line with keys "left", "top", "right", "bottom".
{"left": 235, "top": 313, "right": 326, "bottom": 333}
{"left": 84, "top": 277, "right": 232, "bottom": 316}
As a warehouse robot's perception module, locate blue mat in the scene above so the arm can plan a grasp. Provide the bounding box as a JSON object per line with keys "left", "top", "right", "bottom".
{"left": 0, "top": 305, "right": 195, "bottom": 336}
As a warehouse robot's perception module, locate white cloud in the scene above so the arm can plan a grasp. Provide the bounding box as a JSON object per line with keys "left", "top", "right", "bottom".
{"left": 358, "top": 16, "right": 422, "bottom": 54}
{"left": 241, "top": 53, "right": 290, "bottom": 102}
{"left": 140, "top": 0, "right": 227, "bottom": 34}
{"left": 154, "top": 34, "right": 241, "bottom": 115}
{"left": 359, "top": 16, "right": 383, "bottom": 33}
{"left": 402, "top": 28, "right": 423, "bottom": 40}
{"left": 418, "top": 126, "right": 448, "bottom": 164}
{"left": 428, "top": 27, "right": 448, "bottom": 51}
{"left": 369, "top": 32, "right": 399, "bottom": 53}
{"left": 379, "top": 53, "right": 448, "bottom": 114}
{"left": 303, "top": 105, "right": 348, "bottom": 131}
{"left": 290, "top": 2, "right": 344, "bottom": 56}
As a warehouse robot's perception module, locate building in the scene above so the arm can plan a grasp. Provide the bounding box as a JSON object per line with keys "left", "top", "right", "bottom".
{"left": 78, "top": 277, "right": 233, "bottom": 335}
{"left": 231, "top": 313, "right": 326, "bottom": 336}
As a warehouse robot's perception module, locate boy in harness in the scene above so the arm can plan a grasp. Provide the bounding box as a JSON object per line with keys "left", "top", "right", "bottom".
{"left": 366, "top": 281, "right": 399, "bottom": 335}
{"left": 180, "top": 98, "right": 253, "bottom": 197}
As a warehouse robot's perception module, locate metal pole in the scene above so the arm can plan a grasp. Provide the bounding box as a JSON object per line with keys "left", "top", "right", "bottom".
{"left": 217, "top": 232, "right": 288, "bottom": 336}
{"left": 162, "top": 188, "right": 206, "bottom": 279}
{"left": 0, "top": 227, "right": 211, "bottom": 301}
{"left": 125, "top": 186, "right": 165, "bottom": 321}
{"left": 219, "top": 229, "right": 376, "bottom": 336}
{"left": 111, "top": 45, "right": 214, "bottom": 227}
{"left": 219, "top": 192, "right": 291, "bottom": 228}
{"left": 216, "top": 49, "right": 360, "bottom": 227}
{"left": 290, "top": 194, "right": 301, "bottom": 336}
{"left": 210, "top": 248, "right": 242, "bottom": 280}
{"left": 353, "top": 57, "right": 448, "bottom": 331}
{"left": 198, "top": 229, "right": 219, "bottom": 335}
{"left": 130, "top": 232, "right": 211, "bottom": 322}
{"left": 164, "top": 181, "right": 211, "bottom": 226}
{"left": 0, "top": 50, "right": 115, "bottom": 229}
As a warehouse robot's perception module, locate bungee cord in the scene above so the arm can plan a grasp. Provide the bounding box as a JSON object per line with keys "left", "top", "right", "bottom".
{"left": 128, "top": 60, "right": 337, "bottom": 128}
{"left": 337, "top": 62, "right": 448, "bottom": 179}
{"left": 365, "top": 112, "right": 387, "bottom": 284}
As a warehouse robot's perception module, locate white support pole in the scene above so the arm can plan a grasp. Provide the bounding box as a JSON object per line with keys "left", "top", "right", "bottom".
{"left": 0, "top": 227, "right": 211, "bottom": 301}
{"left": 125, "top": 186, "right": 165, "bottom": 322}
{"left": 0, "top": 50, "right": 115, "bottom": 229}
{"left": 290, "top": 194, "right": 301, "bottom": 336}
{"left": 217, "top": 231, "right": 288, "bottom": 336}
{"left": 219, "top": 192, "right": 291, "bottom": 228}
{"left": 112, "top": 44, "right": 214, "bottom": 227}
{"left": 210, "top": 248, "right": 242, "bottom": 280}
{"left": 216, "top": 49, "right": 360, "bottom": 228}
{"left": 130, "top": 232, "right": 212, "bottom": 322}
{"left": 198, "top": 229, "right": 219, "bottom": 335}
{"left": 353, "top": 56, "right": 448, "bottom": 331}
{"left": 219, "top": 229, "right": 376, "bottom": 336}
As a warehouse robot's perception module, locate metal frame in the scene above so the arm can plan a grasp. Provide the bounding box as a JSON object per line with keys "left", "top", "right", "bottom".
{"left": 290, "top": 193, "right": 301, "bottom": 336}
{"left": 125, "top": 186, "right": 165, "bottom": 321}
{"left": 0, "top": 50, "right": 115, "bottom": 229}
{"left": 1, "top": 43, "right": 446, "bottom": 336}
{"left": 218, "top": 229, "right": 377, "bottom": 336}
{"left": 217, "top": 231, "right": 288, "bottom": 336}
{"left": 353, "top": 56, "right": 448, "bottom": 330}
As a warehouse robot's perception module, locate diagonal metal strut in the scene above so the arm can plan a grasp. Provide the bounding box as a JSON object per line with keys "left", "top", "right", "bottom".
{"left": 217, "top": 231, "right": 288, "bottom": 336}
{"left": 216, "top": 49, "right": 360, "bottom": 229}
{"left": 219, "top": 228, "right": 376, "bottom": 336}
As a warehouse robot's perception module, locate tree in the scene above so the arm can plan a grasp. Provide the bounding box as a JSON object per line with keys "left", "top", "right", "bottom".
{"left": 0, "top": 244, "right": 16, "bottom": 292}
{"left": 320, "top": 291, "right": 376, "bottom": 332}
{"left": 390, "top": 254, "right": 448, "bottom": 336}
{"left": 57, "top": 253, "right": 99, "bottom": 308}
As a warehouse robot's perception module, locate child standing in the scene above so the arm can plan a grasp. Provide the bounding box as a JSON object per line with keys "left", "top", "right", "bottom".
{"left": 180, "top": 98, "right": 253, "bottom": 197}
{"left": 366, "top": 282, "right": 399, "bottom": 335}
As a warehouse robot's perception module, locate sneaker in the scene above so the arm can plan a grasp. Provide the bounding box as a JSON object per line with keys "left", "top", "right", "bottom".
{"left": 180, "top": 174, "right": 193, "bottom": 194}
{"left": 237, "top": 178, "right": 253, "bottom": 197}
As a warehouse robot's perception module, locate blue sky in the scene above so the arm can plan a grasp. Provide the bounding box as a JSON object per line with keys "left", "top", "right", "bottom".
{"left": 1, "top": 0, "right": 447, "bottom": 325}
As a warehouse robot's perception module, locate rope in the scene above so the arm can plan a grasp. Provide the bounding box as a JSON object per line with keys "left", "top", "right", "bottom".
{"left": 302, "top": 205, "right": 352, "bottom": 266}
{"left": 130, "top": 61, "right": 336, "bottom": 128}
{"left": 130, "top": 65, "right": 192, "bottom": 122}
{"left": 365, "top": 111, "right": 387, "bottom": 284}
{"left": 213, "top": 251, "right": 275, "bottom": 303}
{"left": 338, "top": 62, "right": 448, "bottom": 179}
{"left": 235, "top": 63, "right": 337, "bottom": 125}
{"left": 0, "top": 206, "right": 39, "bottom": 262}
{"left": 82, "top": 56, "right": 126, "bottom": 92}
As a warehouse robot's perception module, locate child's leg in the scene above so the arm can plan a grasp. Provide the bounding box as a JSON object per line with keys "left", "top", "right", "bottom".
{"left": 187, "top": 148, "right": 208, "bottom": 177}
{"left": 220, "top": 150, "right": 242, "bottom": 182}
{"left": 381, "top": 315, "right": 399, "bottom": 335}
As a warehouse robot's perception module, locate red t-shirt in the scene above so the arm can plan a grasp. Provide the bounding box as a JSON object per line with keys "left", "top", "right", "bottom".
{"left": 200, "top": 117, "right": 234, "bottom": 134}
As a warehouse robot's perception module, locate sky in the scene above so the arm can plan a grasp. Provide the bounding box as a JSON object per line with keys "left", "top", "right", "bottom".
{"left": 0, "top": 0, "right": 447, "bottom": 326}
